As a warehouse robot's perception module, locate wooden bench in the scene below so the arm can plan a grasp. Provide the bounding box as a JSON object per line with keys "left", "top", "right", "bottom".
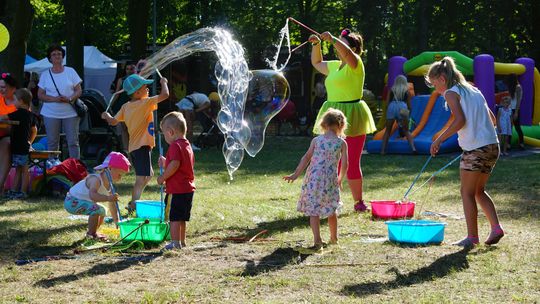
{"left": 0, "top": 119, "right": 19, "bottom": 128}
{"left": 29, "top": 150, "right": 62, "bottom": 196}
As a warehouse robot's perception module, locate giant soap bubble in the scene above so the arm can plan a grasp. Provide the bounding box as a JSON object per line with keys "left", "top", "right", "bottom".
{"left": 244, "top": 70, "right": 290, "bottom": 156}
{"left": 121, "top": 27, "right": 290, "bottom": 179}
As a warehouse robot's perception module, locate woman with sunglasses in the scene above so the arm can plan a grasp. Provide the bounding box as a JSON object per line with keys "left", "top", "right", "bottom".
{"left": 0, "top": 73, "right": 18, "bottom": 197}
{"left": 309, "top": 29, "right": 376, "bottom": 212}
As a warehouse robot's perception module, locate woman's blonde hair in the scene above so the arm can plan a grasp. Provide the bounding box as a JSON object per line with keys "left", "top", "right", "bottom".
{"left": 391, "top": 75, "right": 409, "bottom": 101}
{"left": 160, "top": 111, "right": 187, "bottom": 135}
{"left": 319, "top": 108, "right": 347, "bottom": 136}
{"left": 426, "top": 56, "right": 473, "bottom": 93}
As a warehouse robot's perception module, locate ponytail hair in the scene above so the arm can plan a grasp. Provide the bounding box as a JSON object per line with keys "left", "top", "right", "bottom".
{"left": 340, "top": 28, "right": 363, "bottom": 56}
{"left": 391, "top": 75, "right": 409, "bottom": 101}
{"left": 505, "top": 74, "right": 518, "bottom": 99}
{"left": 426, "top": 57, "right": 472, "bottom": 93}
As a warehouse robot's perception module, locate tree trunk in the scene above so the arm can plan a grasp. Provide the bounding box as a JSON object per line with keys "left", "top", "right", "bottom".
{"left": 128, "top": 0, "right": 151, "bottom": 61}
{"left": 63, "top": 0, "right": 84, "bottom": 84}
{"left": 0, "top": 0, "right": 34, "bottom": 86}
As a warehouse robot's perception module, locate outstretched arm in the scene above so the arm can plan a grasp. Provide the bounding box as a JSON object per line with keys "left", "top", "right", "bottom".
{"left": 309, "top": 35, "right": 329, "bottom": 75}
{"left": 320, "top": 31, "right": 360, "bottom": 69}
{"left": 157, "top": 77, "right": 169, "bottom": 103}
{"left": 283, "top": 139, "right": 316, "bottom": 182}
{"left": 101, "top": 112, "right": 119, "bottom": 126}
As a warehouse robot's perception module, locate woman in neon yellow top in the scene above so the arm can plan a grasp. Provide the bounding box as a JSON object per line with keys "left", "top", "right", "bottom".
{"left": 309, "top": 28, "right": 376, "bottom": 212}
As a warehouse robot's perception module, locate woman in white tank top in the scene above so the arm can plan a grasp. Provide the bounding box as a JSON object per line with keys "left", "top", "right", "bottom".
{"left": 426, "top": 57, "right": 504, "bottom": 248}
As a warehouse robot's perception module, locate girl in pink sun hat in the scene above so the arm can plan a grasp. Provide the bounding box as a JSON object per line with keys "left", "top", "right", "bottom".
{"left": 64, "top": 152, "right": 130, "bottom": 240}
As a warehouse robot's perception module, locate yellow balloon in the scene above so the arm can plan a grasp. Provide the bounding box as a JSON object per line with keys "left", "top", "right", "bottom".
{"left": 0, "top": 23, "right": 9, "bottom": 52}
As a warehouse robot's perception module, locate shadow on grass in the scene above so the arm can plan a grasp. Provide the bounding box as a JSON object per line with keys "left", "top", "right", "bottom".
{"left": 0, "top": 223, "right": 86, "bottom": 262}
{"left": 191, "top": 214, "right": 311, "bottom": 239}
{"left": 34, "top": 255, "right": 158, "bottom": 288}
{"left": 192, "top": 212, "right": 359, "bottom": 240}
{"left": 241, "top": 247, "right": 309, "bottom": 277}
{"left": 341, "top": 247, "right": 472, "bottom": 297}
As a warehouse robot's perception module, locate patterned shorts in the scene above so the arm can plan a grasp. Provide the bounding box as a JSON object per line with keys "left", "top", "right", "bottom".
{"left": 460, "top": 144, "right": 499, "bottom": 174}
{"left": 64, "top": 195, "right": 106, "bottom": 216}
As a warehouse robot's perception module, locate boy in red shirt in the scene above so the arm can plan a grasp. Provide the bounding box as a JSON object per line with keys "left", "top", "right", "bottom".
{"left": 157, "top": 111, "right": 195, "bottom": 250}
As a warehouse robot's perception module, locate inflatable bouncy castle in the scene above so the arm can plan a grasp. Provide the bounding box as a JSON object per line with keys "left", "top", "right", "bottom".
{"left": 367, "top": 51, "right": 540, "bottom": 154}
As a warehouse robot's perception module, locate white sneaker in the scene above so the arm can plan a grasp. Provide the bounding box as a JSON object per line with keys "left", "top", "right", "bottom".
{"left": 191, "top": 144, "right": 201, "bottom": 151}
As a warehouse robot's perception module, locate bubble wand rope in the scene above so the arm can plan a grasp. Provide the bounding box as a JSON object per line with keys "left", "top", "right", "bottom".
{"left": 105, "top": 90, "right": 124, "bottom": 113}
{"left": 403, "top": 155, "right": 432, "bottom": 200}
{"left": 287, "top": 17, "right": 320, "bottom": 36}
{"left": 405, "top": 154, "right": 462, "bottom": 199}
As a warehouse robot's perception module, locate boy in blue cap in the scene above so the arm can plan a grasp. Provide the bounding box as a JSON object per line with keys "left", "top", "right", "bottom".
{"left": 102, "top": 74, "right": 169, "bottom": 212}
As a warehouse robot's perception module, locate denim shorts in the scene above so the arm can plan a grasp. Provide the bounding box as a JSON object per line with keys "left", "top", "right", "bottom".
{"left": 12, "top": 154, "right": 29, "bottom": 167}
{"left": 386, "top": 101, "right": 409, "bottom": 121}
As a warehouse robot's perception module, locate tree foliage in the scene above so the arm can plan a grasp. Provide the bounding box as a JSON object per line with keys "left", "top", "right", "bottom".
{"left": 1, "top": 0, "right": 537, "bottom": 95}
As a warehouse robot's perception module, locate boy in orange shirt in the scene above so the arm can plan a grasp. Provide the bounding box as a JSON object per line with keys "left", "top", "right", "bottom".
{"left": 102, "top": 74, "right": 169, "bottom": 212}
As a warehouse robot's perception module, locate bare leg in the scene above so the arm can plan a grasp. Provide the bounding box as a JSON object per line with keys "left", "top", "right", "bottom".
{"left": 380, "top": 120, "right": 394, "bottom": 155}
{"left": 20, "top": 165, "right": 29, "bottom": 194}
{"left": 170, "top": 221, "right": 181, "bottom": 243}
{"left": 473, "top": 172, "right": 504, "bottom": 244}
{"left": 87, "top": 215, "right": 99, "bottom": 236}
{"left": 12, "top": 166, "right": 22, "bottom": 192}
{"left": 460, "top": 169, "right": 480, "bottom": 239}
{"left": 349, "top": 179, "right": 363, "bottom": 203}
{"left": 179, "top": 221, "right": 187, "bottom": 247}
{"left": 132, "top": 175, "right": 152, "bottom": 204}
{"left": 401, "top": 118, "right": 416, "bottom": 152}
{"left": 327, "top": 213, "right": 338, "bottom": 243}
{"left": 309, "top": 216, "right": 322, "bottom": 246}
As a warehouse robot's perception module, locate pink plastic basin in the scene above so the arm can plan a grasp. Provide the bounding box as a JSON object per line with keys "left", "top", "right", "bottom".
{"left": 370, "top": 200, "right": 415, "bottom": 219}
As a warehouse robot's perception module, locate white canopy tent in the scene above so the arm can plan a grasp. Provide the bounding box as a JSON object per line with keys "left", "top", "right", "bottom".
{"left": 24, "top": 46, "right": 117, "bottom": 100}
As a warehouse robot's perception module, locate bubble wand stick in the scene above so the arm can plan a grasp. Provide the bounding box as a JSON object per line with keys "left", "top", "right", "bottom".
{"left": 154, "top": 68, "right": 165, "bottom": 223}
{"left": 287, "top": 17, "right": 320, "bottom": 36}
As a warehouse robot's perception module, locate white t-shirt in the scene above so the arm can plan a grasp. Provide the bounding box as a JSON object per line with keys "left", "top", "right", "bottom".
{"left": 446, "top": 85, "right": 498, "bottom": 151}
{"left": 38, "top": 66, "right": 82, "bottom": 119}
{"left": 176, "top": 92, "right": 210, "bottom": 111}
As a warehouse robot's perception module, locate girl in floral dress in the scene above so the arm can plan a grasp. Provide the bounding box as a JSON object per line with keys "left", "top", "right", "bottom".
{"left": 284, "top": 108, "right": 348, "bottom": 251}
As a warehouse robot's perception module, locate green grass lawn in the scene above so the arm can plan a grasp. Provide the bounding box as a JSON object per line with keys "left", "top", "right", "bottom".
{"left": 1, "top": 136, "right": 539, "bottom": 303}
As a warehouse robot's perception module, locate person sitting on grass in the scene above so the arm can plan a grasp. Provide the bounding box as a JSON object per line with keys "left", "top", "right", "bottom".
{"left": 157, "top": 111, "right": 196, "bottom": 250}
{"left": 64, "top": 152, "right": 130, "bottom": 240}
{"left": 283, "top": 108, "right": 348, "bottom": 252}
{"left": 0, "top": 88, "right": 38, "bottom": 199}
{"left": 102, "top": 74, "right": 169, "bottom": 214}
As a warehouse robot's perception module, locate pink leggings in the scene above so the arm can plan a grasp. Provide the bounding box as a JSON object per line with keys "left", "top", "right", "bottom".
{"left": 339, "top": 135, "right": 366, "bottom": 180}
